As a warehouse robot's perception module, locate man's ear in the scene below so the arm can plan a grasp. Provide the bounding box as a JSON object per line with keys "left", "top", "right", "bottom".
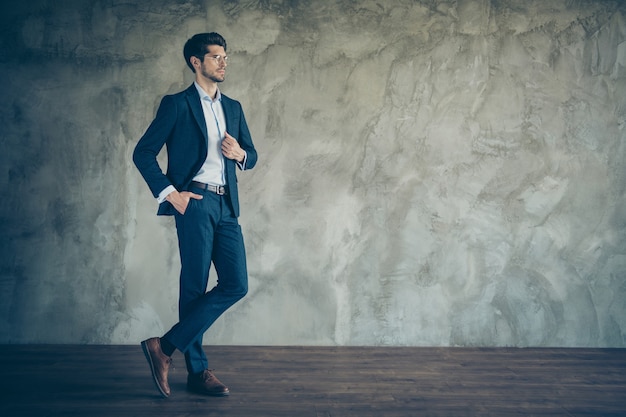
{"left": 190, "top": 56, "right": 200, "bottom": 70}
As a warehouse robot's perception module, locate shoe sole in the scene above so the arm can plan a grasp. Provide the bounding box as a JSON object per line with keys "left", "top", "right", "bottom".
{"left": 141, "top": 341, "right": 170, "bottom": 398}
{"left": 187, "top": 386, "right": 230, "bottom": 397}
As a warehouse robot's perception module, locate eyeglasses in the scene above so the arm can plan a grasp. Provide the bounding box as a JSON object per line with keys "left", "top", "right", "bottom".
{"left": 204, "top": 54, "right": 228, "bottom": 64}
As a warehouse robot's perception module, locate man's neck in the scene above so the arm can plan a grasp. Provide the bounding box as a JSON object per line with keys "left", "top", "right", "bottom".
{"left": 196, "top": 78, "right": 218, "bottom": 99}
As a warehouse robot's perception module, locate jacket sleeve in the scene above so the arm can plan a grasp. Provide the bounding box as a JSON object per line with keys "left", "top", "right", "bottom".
{"left": 132, "top": 95, "right": 177, "bottom": 198}
{"left": 236, "top": 103, "right": 258, "bottom": 171}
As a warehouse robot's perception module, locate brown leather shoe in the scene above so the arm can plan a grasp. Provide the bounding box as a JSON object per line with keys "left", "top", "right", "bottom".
{"left": 187, "top": 369, "right": 230, "bottom": 396}
{"left": 141, "top": 337, "right": 172, "bottom": 398}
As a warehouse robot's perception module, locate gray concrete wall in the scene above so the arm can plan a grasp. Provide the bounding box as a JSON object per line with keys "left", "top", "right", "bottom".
{"left": 1, "top": 0, "right": 625, "bottom": 347}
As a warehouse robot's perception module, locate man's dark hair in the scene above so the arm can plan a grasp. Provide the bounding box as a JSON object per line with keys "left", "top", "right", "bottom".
{"left": 183, "top": 32, "right": 227, "bottom": 72}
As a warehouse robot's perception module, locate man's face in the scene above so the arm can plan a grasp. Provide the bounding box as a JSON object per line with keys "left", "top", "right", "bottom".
{"left": 198, "top": 45, "right": 227, "bottom": 83}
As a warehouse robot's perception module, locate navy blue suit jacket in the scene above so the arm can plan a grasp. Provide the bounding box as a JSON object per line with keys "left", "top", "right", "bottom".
{"left": 133, "top": 84, "right": 257, "bottom": 217}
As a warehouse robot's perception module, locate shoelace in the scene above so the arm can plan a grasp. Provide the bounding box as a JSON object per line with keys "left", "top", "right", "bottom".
{"left": 202, "top": 370, "right": 216, "bottom": 381}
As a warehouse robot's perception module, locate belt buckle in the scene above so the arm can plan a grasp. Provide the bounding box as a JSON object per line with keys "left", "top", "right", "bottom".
{"left": 216, "top": 186, "right": 225, "bottom": 195}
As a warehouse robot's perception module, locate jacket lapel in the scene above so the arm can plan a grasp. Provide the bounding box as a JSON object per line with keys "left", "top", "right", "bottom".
{"left": 185, "top": 84, "right": 208, "bottom": 145}
{"left": 219, "top": 96, "right": 236, "bottom": 175}
{"left": 220, "top": 95, "right": 232, "bottom": 133}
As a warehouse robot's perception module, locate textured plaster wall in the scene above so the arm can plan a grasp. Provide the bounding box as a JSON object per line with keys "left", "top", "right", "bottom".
{"left": 1, "top": 0, "right": 625, "bottom": 347}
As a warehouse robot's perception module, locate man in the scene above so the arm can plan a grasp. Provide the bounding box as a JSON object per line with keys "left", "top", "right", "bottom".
{"left": 133, "top": 32, "right": 257, "bottom": 398}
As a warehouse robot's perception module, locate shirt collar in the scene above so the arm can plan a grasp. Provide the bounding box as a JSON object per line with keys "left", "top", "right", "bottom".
{"left": 194, "top": 81, "right": 221, "bottom": 102}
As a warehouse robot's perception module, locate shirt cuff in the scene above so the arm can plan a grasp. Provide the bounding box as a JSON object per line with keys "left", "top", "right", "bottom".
{"left": 157, "top": 185, "right": 176, "bottom": 203}
{"left": 237, "top": 151, "right": 248, "bottom": 171}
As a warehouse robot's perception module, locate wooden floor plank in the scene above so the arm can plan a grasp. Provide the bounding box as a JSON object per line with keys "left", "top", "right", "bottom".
{"left": 0, "top": 345, "right": 624, "bottom": 416}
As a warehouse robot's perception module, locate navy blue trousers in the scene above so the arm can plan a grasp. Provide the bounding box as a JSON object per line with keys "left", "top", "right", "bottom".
{"left": 163, "top": 187, "right": 248, "bottom": 374}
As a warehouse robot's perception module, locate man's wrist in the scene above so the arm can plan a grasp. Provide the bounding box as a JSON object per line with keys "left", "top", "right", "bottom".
{"left": 157, "top": 185, "right": 177, "bottom": 203}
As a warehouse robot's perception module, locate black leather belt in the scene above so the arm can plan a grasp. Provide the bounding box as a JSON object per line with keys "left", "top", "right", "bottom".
{"left": 191, "top": 181, "right": 227, "bottom": 195}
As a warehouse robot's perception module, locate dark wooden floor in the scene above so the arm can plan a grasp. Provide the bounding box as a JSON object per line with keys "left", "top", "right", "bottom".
{"left": 0, "top": 345, "right": 624, "bottom": 416}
